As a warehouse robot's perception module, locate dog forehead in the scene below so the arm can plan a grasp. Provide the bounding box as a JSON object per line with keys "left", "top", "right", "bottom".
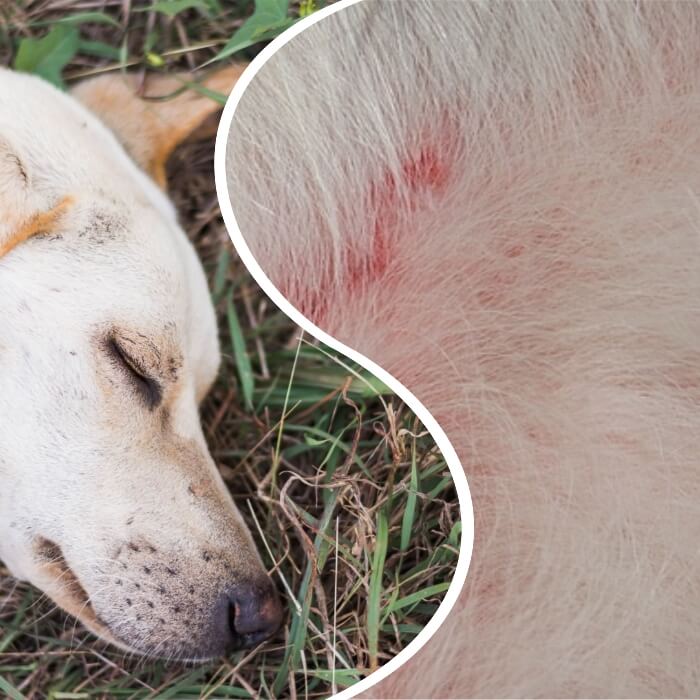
{"left": 0, "top": 69, "right": 219, "bottom": 381}
{"left": 0, "top": 68, "right": 173, "bottom": 219}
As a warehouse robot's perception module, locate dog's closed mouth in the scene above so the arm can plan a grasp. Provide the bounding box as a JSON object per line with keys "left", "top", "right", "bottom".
{"left": 33, "top": 537, "right": 108, "bottom": 634}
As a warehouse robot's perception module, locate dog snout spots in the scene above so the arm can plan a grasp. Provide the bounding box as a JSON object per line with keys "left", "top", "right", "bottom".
{"left": 168, "top": 357, "right": 181, "bottom": 382}
{"left": 99, "top": 541, "right": 284, "bottom": 659}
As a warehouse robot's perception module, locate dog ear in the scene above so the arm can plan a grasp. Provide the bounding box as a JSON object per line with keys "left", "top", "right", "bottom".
{"left": 70, "top": 65, "right": 247, "bottom": 188}
{"left": 0, "top": 141, "right": 73, "bottom": 259}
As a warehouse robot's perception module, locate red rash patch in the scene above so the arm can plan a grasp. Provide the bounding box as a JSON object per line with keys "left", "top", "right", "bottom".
{"left": 285, "top": 137, "right": 454, "bottom": 323}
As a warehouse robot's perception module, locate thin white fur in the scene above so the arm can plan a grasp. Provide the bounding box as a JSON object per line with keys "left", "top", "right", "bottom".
{"left": 226, "top": 1, "right": 700, "bottom": 696}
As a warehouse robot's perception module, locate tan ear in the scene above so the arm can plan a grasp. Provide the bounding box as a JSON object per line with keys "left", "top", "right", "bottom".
{"left": 70, "top": 65, "right": 247, "bottom": 188}
{"left": 0, "top": 142, "right": 73, "bottom": 259}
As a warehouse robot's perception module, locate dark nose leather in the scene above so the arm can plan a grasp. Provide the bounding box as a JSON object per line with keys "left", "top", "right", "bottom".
{"left": 228, "top": 578, "right": 284, "bottom": 649}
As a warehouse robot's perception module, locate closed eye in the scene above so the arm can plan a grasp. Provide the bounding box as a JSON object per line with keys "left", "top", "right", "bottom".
{"left": 107, "top": 337, "right": 163, "bottom": 409}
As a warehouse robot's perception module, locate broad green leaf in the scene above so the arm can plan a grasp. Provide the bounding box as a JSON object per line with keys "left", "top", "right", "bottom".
{"left": 207, "top": 0, "right": 293, "bottom": 63}
{"left": 262, "top": 0, "right": 289, "bottom": 14}
{"left": 14, "top": 25, "right": 79, "bottom": 88}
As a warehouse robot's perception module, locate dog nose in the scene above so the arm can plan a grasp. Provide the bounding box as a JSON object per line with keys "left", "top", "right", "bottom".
{"left": 229, "top": 578, "right": 283, "bottom": 648}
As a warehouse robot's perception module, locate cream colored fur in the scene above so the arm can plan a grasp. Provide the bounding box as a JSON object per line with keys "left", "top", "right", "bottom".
{"left": 225, "top": 1, "right": 700, "bottom": 696}
{"left": 0, "top": 67, "right": 275, "bottom": 660}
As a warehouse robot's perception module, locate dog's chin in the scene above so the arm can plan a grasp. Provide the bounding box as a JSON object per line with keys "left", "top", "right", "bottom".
{"left": 75, "top": 620, "right": 217, "bottom": 663}
{"left": 81, "top": 626, "right": 215, "bottom": 663}
{"left": 83, "top": 633, "right": 218, "bottom": 664}
{"left": 93, "top": 630, "right": 219, "bottom": 663}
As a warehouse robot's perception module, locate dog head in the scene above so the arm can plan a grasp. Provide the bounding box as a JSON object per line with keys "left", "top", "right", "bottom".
{"left": 0, "top": 66, "right": 282, "bottom": 660}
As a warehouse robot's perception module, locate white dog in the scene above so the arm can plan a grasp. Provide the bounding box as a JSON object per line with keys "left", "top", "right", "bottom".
{"left": 0, "top": 65, "right": 283, "bottom": 661}
{"left": 226, "top": 1, "right": 700, "bottom": 696}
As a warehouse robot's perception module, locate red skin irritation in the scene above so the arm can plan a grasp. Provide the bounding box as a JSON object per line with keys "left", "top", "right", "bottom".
{"left": 285, "top": 140, "right": 453, "bottom": 323}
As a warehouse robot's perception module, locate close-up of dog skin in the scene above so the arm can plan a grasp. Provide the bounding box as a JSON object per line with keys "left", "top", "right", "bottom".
{"left": 225, "top": 0, "right": 700, "bottom": 697}
{"left": 0, "top": 64, "right": 285, "bottom": 662}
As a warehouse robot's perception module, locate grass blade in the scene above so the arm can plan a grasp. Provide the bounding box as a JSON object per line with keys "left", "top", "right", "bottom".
{"left": 367, "top": 507, "right": 389, "bottom": 672}
{"left": 0, "top": 675, "right": 26, "bottom": 700}
{"left": 400, "top": 438, "right": 419, "bottom": 552}
{"left": 227, "top": 292, "right": 254, "bottom": 412}
{"left": 385, "top": 581, "right": 451, "bottom": 615}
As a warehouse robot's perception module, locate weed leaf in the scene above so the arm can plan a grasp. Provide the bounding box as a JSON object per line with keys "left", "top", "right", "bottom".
{"left": 14, "top": 25, "right": 79, "bottom": 88}
{"left": 208, "top": 0, "right": 293, "bottom": 63}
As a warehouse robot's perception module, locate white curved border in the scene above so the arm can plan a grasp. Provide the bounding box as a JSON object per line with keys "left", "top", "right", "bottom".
{"left": 214, "top": 2, "right": 474, "bottom": 697}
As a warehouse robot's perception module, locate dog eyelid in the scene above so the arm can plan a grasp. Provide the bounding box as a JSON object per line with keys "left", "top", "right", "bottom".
{"left": 107, "top": 337, "right": 163, "bottom": 409}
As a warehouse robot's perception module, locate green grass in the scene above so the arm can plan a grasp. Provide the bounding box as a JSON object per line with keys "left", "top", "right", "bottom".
{"left": 0, "top": 2, "right": 460, "bottom": 697}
